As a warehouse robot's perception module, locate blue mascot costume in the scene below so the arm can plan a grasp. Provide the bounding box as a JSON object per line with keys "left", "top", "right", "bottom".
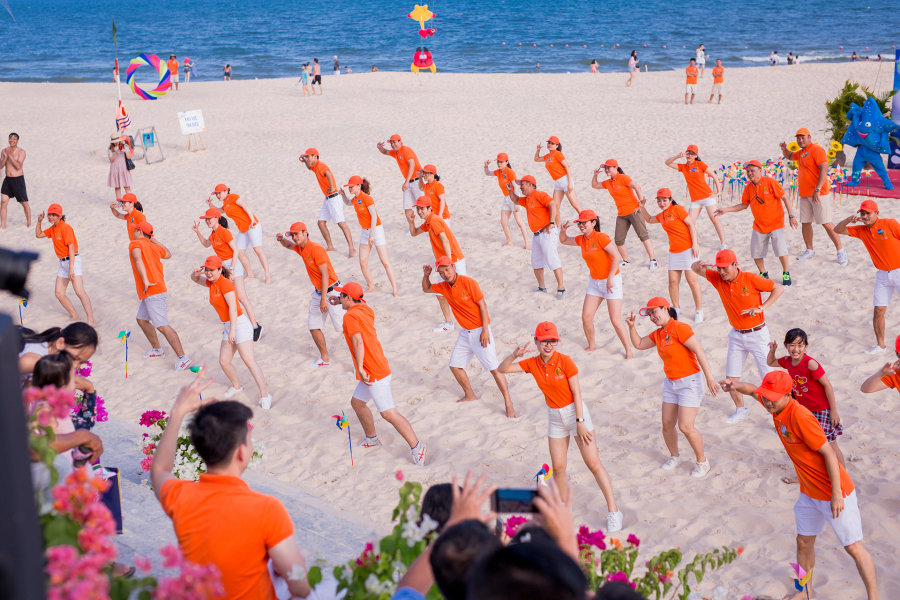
{"left": 842, "top": 96, "right": 900, "bottom": 190}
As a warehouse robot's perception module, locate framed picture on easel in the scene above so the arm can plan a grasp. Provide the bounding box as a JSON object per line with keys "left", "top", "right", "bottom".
{"left": 177, "top": 109, "right": 206, "bottom": 152}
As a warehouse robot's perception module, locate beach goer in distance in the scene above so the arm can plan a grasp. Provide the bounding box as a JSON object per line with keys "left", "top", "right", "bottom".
{"left": 312, "top": 59, "right": 321, "bottom": 93}
{"left": 484, "top": 153, "right": 529, "bottom": 249}
{"left": 506, "top": 175, "right": 565, "bottom": 299}
{"left": 371, "top": 65, "right": 378, "bottom": 72}
{"left": 695, "top": 44, "right": 706, "bottom": 77}
{"left": 299, "top": 63, "right": 310, "bottom": 96}
{"left": 834, "top": 200, "right": 900, "bottom": 354}
{"left": 223, "top": 64, "right": 232, "bottom": 81}
{"left": 167, "top": 54, "right": 179, "bottom": 91}
{"left": 183, "top": 57, "right": 193, "bottom": 83}
{"left": 339, "top": 175, "right": 400, "bottom": 296}
{"left": 590, "top": 59, "right": 598, "bottom": 73}
{"left": 591, "top": 158, "right": 656, "bottom": 269}
{"left": 860, "top": 333, "right": 900, "bottom": 397}
{"left": 109, "top": 192, "right": 145, "bottom": 240}
{"left": 299, "top": 148, "right": 356, "bottom": 258}
{"left": 639, "top": 188, "right": 703, "bottom": 322}
{"left": 665, "top": 144, "right": 727, "bottom": 249}
{"left": 714, "top": 160, "right": 795, "bottom": 286}
{"left": 35, "top": 204, "right": 95, "bottom": 326}
{"left": 377, "top": 134, "right": 422, "bottom": 231}
{"left": 1, "top": 132, "right": 30, "bottom": 228}
{"left": 626, "top": 296, "right": 719, "bottom": 477}
{"left": 558, "top": 211, "right": 631, "bottom": 358}
{"left": 787, "top": 52, "right": 794, "bottom": 65}
{"left": 344, "top": 66, "right": 352, "bottom": 74}
{"left": 626, "top": 51, "right": 638, "bottom": 86}
{"left": 534, "top": 136, "right": 582, "bottom": 214}
{"left": 207, "top": 183, "right": 273, "bottom": 284}
{"left": 770, "top": 51, "right": 779, "bottom": 66}
{"left": 779, "top": 128, "right": 847, "bottom": 266}
{"left": 851, "top": 51, "right": 859, "bottom": 62}
{"left": 107, "top": 132, "right": 133, "bottom": 201}
{"left": 708, "top": 59, "right": 724, "bottom": 104}
{"left": 720, "top": 372, "right": 879, "bottom": 600}
{"left": 333, "top": 55, "right": 340, "bottom": 75}
{"left": 684, "top": 59, "right": 699, "bottom": 104}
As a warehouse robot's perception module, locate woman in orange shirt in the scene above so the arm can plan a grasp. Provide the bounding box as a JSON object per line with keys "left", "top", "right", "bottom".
{"left": 190, "top": 256, "right": 272, "bottom": 409}
{"left": 207, "top": 184, "right": 272, "bottom": 284}
{"left": 483, "top": 153, "right": 529, "bottom": 249}
{"left": 558, "top": 210, "right": 631, "bottom": 358}
{"left": 664, "top": 145, "right": 726, "bottom": 249}
{"left": 498, "top": 321, "right": 623, "bottom": 532}
{"left": 191, "top": 207, "right": 262, "bottom": 341}
{"left": 339, "top": 176, "right": 399, "bottom": 296}
{"left": 34, "top": 203, "right": 95, "bottom": 326}
{"left": 417, "top": 164, "right": 450, "bottom": 222}
{"left": 626, "top": 297, "right": 719, "bottom": 478}
{"left": 591, "top": 159, "right": 656, "bottom": 269}
{"left": 534, "top": 136, "right": 582, "bottom": 214}
{"left": 108, "top": 192, "right": 145, "bottom": 239}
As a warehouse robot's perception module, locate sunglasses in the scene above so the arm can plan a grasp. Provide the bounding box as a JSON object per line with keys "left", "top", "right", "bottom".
{"left": 539, "top": 339, "right": 559, "bottom": 345}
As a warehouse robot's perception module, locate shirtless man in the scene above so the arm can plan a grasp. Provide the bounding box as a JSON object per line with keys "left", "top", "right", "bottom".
{"left": 312, "top": 59, "right": 322, "bottom": 95}
{"left": 1, "top": 133, "right": 30, "bottom": 229}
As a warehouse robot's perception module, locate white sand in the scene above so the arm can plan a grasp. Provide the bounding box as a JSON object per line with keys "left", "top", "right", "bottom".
{"left": 2, "top": 61, "right": 898, "bottom": 597}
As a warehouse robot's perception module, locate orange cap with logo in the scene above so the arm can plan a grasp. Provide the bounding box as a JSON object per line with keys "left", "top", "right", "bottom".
{"left": 334, "top": 281, "right": 366, "bottom": 302}
{"left": 534, "top": 321, "right": 559, "bottom": 341}
{"left": 344, "top": 175, "right": 364, "bottom": 187}
{"left": 604, "top": 159, "right": 618, "bottom": 167}
{"left": 389, "top": 134, "right": 402, "bottom": 141}
{"left": 515, "top": 175, "right": 537, "bottom": 186}
{"left": 574, "top": 210, "right": 597, "bottom": 222}
{"left": 744, "top": 160, "right": 762, "bottom": 169}
{"left": 301, "top": 148, "right": 319, "bottom": 157}
{"left": 794, "top": 127, "right": 811, "bottom": 137}
{"left": 497, "top": 152, "right": 509, "bottom": 161}
{"left": 47, "top": 203, "right": 63, "bottom": 215}
{"left": 121, "top": 192, "right": 138, "bottom": 203}
{"left": 859, "top": 200, "right": 879, "bottom": 213}
{"left": 714, "top": 249, "right": 737, "bottom": 267}
{"left": 685, "top": 144, "right": 699, "bottom": 154}
{"left": 639, "top": 296, "right": 671, "bottom": 316}
{"left": 135, "top": 221, "right": 154, "bottom": 235}
{"left": 656, "top": 188, "right": 672, "bottom": 198}
{"left": 289, "top": 222, "right": 307, "bottom": 233}
{"left": 200, "top": 207, "right": 221, "bottom": 219}
{"left": 204, "top": 256, "right": 223, "bottom": 269}
{"left": 423, "top": 164, "right": 437, "bottom": 174}
{"left": 435, "top": 256, "right": 453, "bottom": 268}
{"left": 547, "top": 136, "right": 560, "bottom": 144}
{"left": 414, "top": 196, "right": 432, "bottom": 208}
{"left": 755, "top": 370, "right": 793, "bottom": 401}
{"left": 214, "top": 183, "right": 228, "bottom": 193}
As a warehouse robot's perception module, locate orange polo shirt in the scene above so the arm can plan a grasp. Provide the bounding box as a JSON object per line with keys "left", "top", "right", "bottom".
{"left": 741, "top": 176, "right": 786, "bottom": 233}
{"left": 420, "top": 215, "right": 464, "bottom": 262}
{"left": 431, "top": 275, "right": 486, "bottom": 331}
{"left": 880, "top": 372, "right": 900, "bottom": 392}
{"left": 128, "top": 238, "right": 167, "bottom": 299}
{"left": 125, "top": 209, "right": 147, "bottom": 240}
{"left": 649, "top": 319, "right": 700, "bottom": 381}
{"left": 677, "top": 161, "right": 713, "bottom": 202}
{"left": 543, "top": 150, "right": 567, "bottom": 180}
{"left": 705, "top": 269, "right": 775, "bottom": 330}
{"left": 654, "top": 204, "right": 692, "bottom": 253}
{"left": 312, "top": 161, "right": 335, "bottom": 196}
{"left": 389, "top": 146, "right": 422, "bottom": 181}
{"left": 44, "top": 221, "right": 78, "bottom": 259}
{"left": 422, "top": 179, "right": 450, "bottom": 219}
{"left": 167, "top": 59, "right": 179, "bottom": 75}
{"left": 207, "top": 276, "right": 243, "bottom": 322}
{"left": 600, "top": 174, "right": 640, "bottom": 217}
{"left": 209, "top": 227, "right": 235, "bottom": 261}
{"left": 846, "top": 219, "right": 900, "bottom": 271}
{"left": 712, "top": 66, "right": 724, "bottom": 83}
{"left": 222, "top": 194, "right": 258, "bottom": 233}
{"left": 791, "top": 144, "right": 830, "bottom": 196}
{"left": 519, "top": 352, "right": 578, "bottom": 409}
{"left": 343, "top": 303, "right": 391, "bottom": 382}
{"left": 351, "top": 192, "right": 381, "bottom": 229}
{"left": 575, "top": 231, "right": 619, "bottom": 280}
{"left": 493, "top": 167, "right": 517, "bottom": 196}
{"left": 293, "top": 241, "right": 338, "bottom": 290}
{"left": 518, "top": 190, "right": 553, "bottom": 233}
{"left": 685, "top": 66, "right": 698, "bottom": 84}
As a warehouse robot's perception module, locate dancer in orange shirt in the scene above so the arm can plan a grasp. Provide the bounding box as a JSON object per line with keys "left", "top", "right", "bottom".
{"left": 484, "top": 153, "right": 529, "bottom": 249}
{"left": 376, "top": 134, "right": 422, "bottom": 231}
{"left": 207, "top": 184, "right": 273, "bottom": 284}
{"left": 300, "top": 148, "right": 356, "bottom": 258}
{"left": 339, "top": 176, "right": 399, "bottom": 296}
{"left": 417, "top": 164, "right": 450, "bottom": 222}
{"left": 534, "top": 136, "right": 581, "bottom": 214}
{"left": 591, "top": 158, "right": 656, "bottom": 269}
{"left": 108, "top": 192, "right": 146, "bottom": 240}
{"left": 708, "top": 59, "right": 724, "bottom": 104}
{"left": 665, "top": 144, "right": 726, "bottom": 248}
{"left": 35, "top": 203, "right": 95, "bottom": 325}
{"left": 684, "top": 58, "right": 698, "bottom": 104}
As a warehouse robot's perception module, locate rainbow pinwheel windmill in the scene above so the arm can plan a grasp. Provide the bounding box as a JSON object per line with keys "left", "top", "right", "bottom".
{"left": 18, "top": 298, "right": 27, "bottom": 326}
{"left": 117, "top": 330, "right": 131, "bottom": 378}
{"left": 332, "top": 411, "right": 353, "bottom": 469}
{"left": 790, "top": 563, "right": 812, "bottom": 598}
{"left": 534, "top": 463, "right": 553, "bottom": 487}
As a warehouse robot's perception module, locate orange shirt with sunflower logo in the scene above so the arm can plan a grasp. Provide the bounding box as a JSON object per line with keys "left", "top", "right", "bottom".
{"left": 209, "top": 227, "right": 235, "bottom": 261}
{"left": 685, "top": 65, "right": 698, "bottom": 84}
{"left": 600, "top": 174, "right": 640, "bottom": 216}
{"left": 431, "top": 275, "right": 486, "bottom": 331}
{"left": 222, "top": 194, "right": 258, "bottom": 233}
{"left": 293, "top": 241, "right": 338, "bottom": 290}
{"left": 846, "top": 218, "right": 900, "bottom": 272}
{"left": 519, "top": 352, "right": 578, "bottom": 409}
{"left": 43, "top": 221, "right": 78, "bottom": 258}
{"left": 712, "top": 66, "right": 724, "bottom": 83}
{"left": 653, "top": 204, "right": 692, "bottom": 253}
{"left": 575, "top": 231, "right": 619, "bottom": 280}
{"left": 649, "top": 319, "right": 700, "bottom": 380}
{"left": 422, "top": 179, "right": 450, "bottom": 219}
{"left": 543, "top": 150, "right": 567, "bottom": 181}
{"left": 705, "top": 269, "right": 775, "bottom": 330}
{"left": 518, "top": 190, "right": 553, "bottom": 233}
{"left": 791, "top": 144, "right": 830, "bottom": 196}
{"left": 677, "top": 161, "right": 713, "bottom": 202}
{"left": 493, "top": 167, "right": 517, "bottom": 197}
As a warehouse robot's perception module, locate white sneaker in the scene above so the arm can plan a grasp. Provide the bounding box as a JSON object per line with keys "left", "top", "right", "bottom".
{"left": 660, "top": 456, "right": 682, "bottom": 471}
{"left": 224, "top": 386, "right": 243, "bottom": 399}
{"left": 432, "top": 321, "right": 455, "bottom": 333}
{"left": 259, "top": 395, "right": 272, "bottom": 409}
{"left": 412, "top": 442, "right": 428, "bottom": 466}
{"left": 529, "top": 286, "right": 548, "bottom": 293}
{"left": 725, "top": 407, "right": 750, "bottom": 424}
{"left": 837, "top": 249, "right": 849, "bottom": 266}
{"left": 648, "top": 259, "right": 659, "bottom": 270}
{"left": 864, "top": 345, "right": 887, "bottom": 355}
{"left": 359, "top": 436, "right": 382, "bottom": 449}
{"left": 796, "top": 249, "right": 815, "bottom": 260}
{"left": 718, "top": 244, "right": 728, "bottom": 251}
{"left": 694, "top": 309, "right": 704, "bottom": 323}
{"left": 607, "top": 510, "right": 623, "bottom": 533}
{"left": 309, "top": 358, "right": 331, "bottom": 367}
{"left": 556, "top": 289, "right": 566, "bottom": 301}
{"left": 619, "top": 260, "right": 629, "bottom": 267}
{"left": 143, "top": 348, "right": 165, "bottom": 359}
{"left": 174, "top": 356, "right": 193, "bottom": 371}
{"left": 674, "top": 307, "right": 681, "bottom": 319}
{"left": 691, "top": 460, "right": 711, "bottom": 478}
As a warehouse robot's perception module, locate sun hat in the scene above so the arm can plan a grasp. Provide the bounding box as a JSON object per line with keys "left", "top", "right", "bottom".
{"left": 110, "top": 133, "right": 123, "bottom": 143}
{"left": 344, "top": 175, "right": 364, "bottom": 187}
{"left": 515, "top": 175, "right": 537, "bottom": 186}
{"left": 755, "top": 371, "right": 793, "bottom": 402}
{"left": 214, "top": 184, "right": 228, "bottom": 193}
{"left": 200, "top": 207, "right": 221, "bottom": 219}
{"left": 289, "top": 222, "right": 307, "bottom": 233}
{"left": 497, "top": 153, "right": 509, "bottom": 161}
{"left": 203, "top": 256, "right": 223, "bottom": 269}
{"left": 859, "top": 200, "right": 879, "bottom": 213}
{"left": 547, "top": 136, "right": 560, "bottom": 144}
{"left": 714, "top": 249, "right": 737, "bottom": 267}
{"left": 534, "top": 321, "right": 559, "bottom": 341}
{"left": 135, "top": 222, "right": 154, "bottom": 236}
{"left": 685, "top": 144, "right": 699, "bottom": 154}
{"left": 656, "top": 188, "right": 672, "bottom": 198}
{"left": 334, "top": 281, "right": 366, "bottom": 302}
{"left": 639, "top": 297, "right": 671, "bottom": 316}
{"left": 574, "top": 210, "right": 598, "bottom": 222}
{"left": 47, "top": 203, "right": 63, "bottom": 215}
{"left": 414, "top": 197, "right": 432, "bottom": 208}
{"left": 794, "top": 127, "right": 811, "bottom": 137}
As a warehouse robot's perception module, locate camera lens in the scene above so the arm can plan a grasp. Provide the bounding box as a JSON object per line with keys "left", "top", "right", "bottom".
{"left": 0, "top": 247, "right": 38, "bottom": 299}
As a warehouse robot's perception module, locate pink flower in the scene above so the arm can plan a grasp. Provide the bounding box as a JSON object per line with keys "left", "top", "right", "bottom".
{"left": 504, "top": 515, "right": 530, "bottom": 538}
{"left": 139, "top": 410, "right": 167, "bottom": 427}
{"left": 160, "top": 544, "right": 183, "bottom": 569}
{"left": 76, "top": 361, "right": 92, "bottom": 377}
{"left": 141, "top": 456, "right": 154, "bottom": 472}
{"left": 395, "top": 470, "right": 404, "bottom": 481}
{"left": 741, "top": 596, "right": 754, "bottom": 600}
{"left": 45, "top": 544, "right": 111, "bottom": 600}
{"left": 95, "top": 396, "right": 108, "bottom": 422}
{"left": 626, "top": 533, "right": 640, "bottom": 547}
{"left": 135, "top": 556, "right": 153, "bottom": 572}
{"left": 155, "top": 546, "right": 225, "bottom": 600}
{"left": 606, "top": 571, "right": 636, "bottom": 589}
{"left": 577, "top": 525, "right": 606, "bottom": 551}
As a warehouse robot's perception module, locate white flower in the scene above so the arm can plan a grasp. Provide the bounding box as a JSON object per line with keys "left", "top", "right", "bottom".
{"left": 401, "top": 518, "right": 433, "bottom": 547}
{"left": 287, "top": 564, "right": 307, "bottom": 581}
{"left": 419, "top": 513, "right": 439, "bottom": 535}
{"left": 405, "top": 505, "right": 419, "bottom": 522}
{"left": 364, "top": 574, "right": 381, "bottom": 594}
{"left": 341, "top": 566, "right": 353, "bottom": 583}
{"left": 712, "top": 586, "right": 728, "bottom": 600}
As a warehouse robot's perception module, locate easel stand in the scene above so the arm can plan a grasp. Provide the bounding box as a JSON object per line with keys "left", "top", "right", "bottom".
{"left": 136, "top": 126, "right": 165, "bottom": 165}
{"left": 188, "top": 132, "right": 206, "bottom": 152}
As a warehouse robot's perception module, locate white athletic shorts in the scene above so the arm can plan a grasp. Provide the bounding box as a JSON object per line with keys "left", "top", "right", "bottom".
{"left": 236, "top": 223, "right": 263, "bottom": 249}
{"left": 662, "top": 371, "right": 705, "bottom": 408}
{"left": 171, "top": 73, "right": 179, "bottom": 83}
{"left": 553, "top": 175, "right": 569, "bottom": 191}
{"left": 585, "top": 272, "right": 623, "bottom": 300}
{"left": 872, "top": 269, "right": 900, "bottom": 307}
{"left": 402, "top": 182, "right": 418, "bottom": 210}
{"left": 795, "top": 490, "right": 864, "bottom": 547}
{"left": 711, "top": 83, "right": 723, "bottom": 96}
{"left": 531, "top": 229, "right": 562, "bottom": 270}
{"left": 308, "top": 288, "right": 345, "bottom": 333}
{"left": 449, "top": 326, "right": 500, "bottom": 372}
{"left": 690, "top": 196, "right": 718, "bottom": 209}
{"left": 725, "top": 325, "right": 772, "bottom": 379}
{"left": 222, "top": 257, "right": 246, "bottom": 278}
{"left": 547, "top": 403, "right": 595, "bottom": 439}
{"left": 360, "top": 224, "right": 387, "bottom": 246}
{"left": 685, "top": 83, "right": 697, "bottom": 94}
{"left": 501, "top": 196, "right": 518, "bottom": 212}
{"left": 668, "top": 248, "right": 697, "bottom": 271}
{"left": 317, "top": 193, "right": 346, "bottom": 224}
{"left": 222, "top": 313, "right": 254, "bottom": 344}
{"left": 136, "top": 293, "right": 169, "bottom": 328}
{"left": 57, "top": 255, "right": 83, "bottom": 278}
{"left": 352, "top": 374, "right": 396, "bottom": 412}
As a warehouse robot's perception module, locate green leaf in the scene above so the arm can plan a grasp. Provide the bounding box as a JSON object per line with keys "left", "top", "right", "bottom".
{"left": 42, "top": 514, "right": 80, "bottom": 548}
{"left": 381, "top": 536, "right": 396, "bottom": 555}
{"left": 308, "top": 566, "right": 322, "bottom": 587}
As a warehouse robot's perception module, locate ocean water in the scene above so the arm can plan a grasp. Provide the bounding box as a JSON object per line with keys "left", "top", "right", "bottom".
{"left": 0, "top": 0, "right": 897, "bottom": 82}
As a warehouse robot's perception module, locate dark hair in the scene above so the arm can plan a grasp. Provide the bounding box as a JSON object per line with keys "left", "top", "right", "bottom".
{"left": 597, "top": 581, "right": 648, "bottom": 600}
{"left": 416, "top": 47, "right": 422, "bottom": 52}
{"left": 586, "top": 218, "right": 601, "bottom": 233}
{"left": 33, "top": 352, "right": 73, "bottom": 388}
{"left": 614, "top": 166, "right": 625, "bottom": 175}
{"left": 420, "top": 483, "right": 457, "bottom": 533}
{"left": 690, "top": 58, "right": 696, "bottom": 63}
{"left": 555, "top": 143, "right": 563, "bottom": 152}
{"left": 630, "top": 50, "right": 637, "bottom": 58}
{"left": 9, "top": 132, "right": 19, "bottom": 139}
{"left": 433, "top": 174, "right": 441, "bottom": 182}
{"left": 509, "top": 522, "right": 556, "bottom": 547}
{"left": 667, "top": 307, "right": 678, "bottom": 320}
{"left": 467, "top": 539, "right": 587, "bottom": 600}
{"left": 134, "top": 201, "right": 144, "bottom": 213}
{"left": 339, "top": 291, "right": 362, "bottom": 304}
{"left": 313, "top": 58, "right": 318, "bottom": 63}
{"left": 423, "top": 47, "right": 429, "bottom": 52}
{"left": 188, "top": 401, "right": 253, "bottom": 468}
{"left": 23, "top": 323, "right": 98, "bottom": 351}
{"left": 217, "top": 216, "right": 229, "bottom": 228}
{"left": 220, "top": 266, "right": 232, "bottom": 280}
{"left": 784, "top": 328, "right": 808, "bottom": 346}
{"left": 430, "top": 520, "right": 502, "bottom": 600}
{"left": 360, "top": 177, "right": 371, "bottom": 195}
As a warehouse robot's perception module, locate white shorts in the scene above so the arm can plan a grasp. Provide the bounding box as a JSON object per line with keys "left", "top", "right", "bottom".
{"left": 171, "top": 73, "right": 179, "bottom": 83}
{"left": 668, "top": 248, "right": 697, "bottom": 271}
{"left": 531, "top": 229, "right": 562, "bottom": 271}
{"left": 449, "top": 326, "right": 500, "bottom": 372}
{"left": 453, "top": 258, "right": 467, "bottom": 276}
{"left": 872, "top": 269, "right": 900, "bottom": 307}
{"left": 360, "top": 224, "right": 387, "bottom": 246}
{"left": 794, "top": 490, "right": 864, "bottom": 547}
{"left": 317, "top": 193, "right": 346, "bottom": 224}
{"left": 136, "top": 293, "right": 169, "bottom": 328}
{"left": 501, "top": 196, "right": 518, "bottom": 212}
{"left": 725, "top": 325, "right": 771, "bottom": 379}
{"left": 547, "top": 403, "right": 595, "bottom": 439}
{"left": 222, "top": 257, "right": 246, "bottom": 278}
{"left": 352, "top": 374, "right": 396, "bottom": 412}
{"left": 690, "top": 196, "right": 718, "bottom": 209}
{"left": 402, "top": 182, "right": 418, "bottom": 210}
{"left": 57, "top": 255, "right": 83, "bottom": 278}
{"left": 222, "top": 313, "right": 254, "bottom": 344}
{"left": 236, "top": 223, "right": 264, "bottom": 249}
{"left": 553, "top": 175, "right": 569, "bottom": 191}
{"left": 711, "top": 83, "right": 723, "bottom": 96}
{"left": 308, "top": 288, "right": 345, "bottom": 333}
{"left": 662, "top": 371, "right": 705, "bottom": 408}
{"left": 585, "top": 272, "right": 623, "bottom": 300}
{"left": 685, "top": 83, "right": 697, "bottom": 94}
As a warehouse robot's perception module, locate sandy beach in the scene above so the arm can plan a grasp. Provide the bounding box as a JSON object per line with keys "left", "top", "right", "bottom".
{"left": 2, "top": 61, "right": 898, "bottom": 598}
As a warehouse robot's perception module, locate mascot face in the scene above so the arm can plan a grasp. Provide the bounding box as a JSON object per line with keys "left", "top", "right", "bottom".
{"left": 841, "top": 96, "right": 899, "bottom": 155}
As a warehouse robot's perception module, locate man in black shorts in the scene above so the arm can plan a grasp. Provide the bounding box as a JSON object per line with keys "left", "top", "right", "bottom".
{"left": 1, "top": 133, "right": 30, "bottom": 229}
{"left": 312, "top": 58, "right": 322, "bottom": 94}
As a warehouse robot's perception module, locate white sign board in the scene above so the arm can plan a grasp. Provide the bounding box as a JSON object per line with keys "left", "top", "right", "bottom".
{"left": 177, "top": 110, "right": 206, "bottom": 135}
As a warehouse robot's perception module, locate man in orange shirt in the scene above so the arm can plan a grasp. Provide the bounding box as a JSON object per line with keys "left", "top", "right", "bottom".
{"left": 410, "top": 197, "right": 465, "bottom": 332}
{"left": 276, "top": 222, "right": 345, "bottom": 367}
{"left": 707, "top": 59, "right": 724, "bottom": 104}
{"left": 691, "top": 249, "right": 783, "bottom": 424}
{"left": 299, "top": 148, "right": 355, "bottom": 258}
{"left": 129, "top": 221, "right": 192, "bottom": 370}
{"left": 684, "top": 58, "right": 699, "bottom": 104}
{"left": 721, "top": 372, "right": 879, "bottom": 600}
{"left": 422, "top": 257, "right": 517, "bottom": 418}
{"left": 376, "top": 134, "right": 422, "bottom": 231}
{"left": 714, "top": 160, "right": 797, "bottom": 285}
{"left": 860, "top": 334, "right": 900, "bottom": 395}
{"left": 835, "top": 200, "right": 900, "bottom": 354}
{"left": 151, "top": 370, "right": 313, "bottom": 600}
{"left": 507, "top": 175, "right": 565, "bottom": 299}
{"left": 330, "top": 281, "right": 427, "bottom": 464}
{"left": 167, "top": 54, "right": 180, "bottom": 91}
{"left": 779, "top": 128, "right": 847, "bottom": 265}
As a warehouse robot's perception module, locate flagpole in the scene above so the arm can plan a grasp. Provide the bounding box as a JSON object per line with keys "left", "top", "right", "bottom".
{"left": 113, "top": 19, "right": 122, "bottom": 102}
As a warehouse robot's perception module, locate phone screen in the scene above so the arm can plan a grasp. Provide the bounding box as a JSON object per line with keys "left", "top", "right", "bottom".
{"left": 491, "top": 488, "right": 538, "bottom": 514}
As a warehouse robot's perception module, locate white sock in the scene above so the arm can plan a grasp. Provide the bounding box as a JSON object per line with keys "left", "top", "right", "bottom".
{"left": 411, "top": 441, "right": 421, "bottom": 452}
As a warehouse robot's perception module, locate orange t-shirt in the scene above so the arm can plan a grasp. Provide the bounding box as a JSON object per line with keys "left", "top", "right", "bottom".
{"left": 431, "top": 275, "right": 486, "bottom": 331}
{"left": 159, "top": 475, "right": 294, "bottom": 600}
{"left": 351, "top": 192, "right": 382, "bottom": 229}
{"left": 420, "top": 215, "right": 464, "bottom": 262}
{"left": 222, "top": 194, "right": 257, "bottom": 233}
{"left": 712, "top": 66, "right": 724, "bottom": 83}
{"left": 677, "top": 161, "right": 713, "bottom": 202}
{"left": 209, "top": 227, "right": 235, "bottom": 261}
{"left": 543, "top": 150, "right": 567, "bottom": 181}
{"left": 493, "top": 167, "right": 517, "bottom": 196}
{"left": 846, "top": 218, "right": 900, "bottom": 271}
{"left": 206, "top": 276, "right": 244, "bottom": 322}
{"left": 648, "top": 319, "right": 700, "bottom": 381}
{"left": 343, "top": 303, "right": 391, "bottom": 382}
{"left": 125, "top": 209, "right": 147, "bottom": 240}
{"left": 741, "top": 176, "right": 786, "bottom": 233}
{"left": 759, "top": 397, "right": 855, "bottom": 501}
{"left": 654, "top": 204, "right": 692, "bottom": 253}
{"left": 293, "top": 241, "right": 338, "bottom": 290}
{"left": 388, "top": 146, "right": 422, "bottom": 181}
{"left": 791, "top": 144, "right": 830, "bottom": 196}
{"left": 518, "top": 190, "right": 553, "bottom": 233}
{"left": 167, "top": 59, "right": 179, "bottom": 75}
{"left": 705, "top": 269, "right": 775, "bottom": 330}
{"left": 880, "top": 372, "right": 900, "bottom": 392}
{"left": 519, "top": 352, "right": 578, "bottom": 409}
{"left": 44, "top": 221, "right": 78, "bottom": 259}
{"left": 422, "top": 179, "right": 450, "bottom": 219}
{"left": 600, "top": 174, "right": 640, "bottom": 217}
{"left": 575, "top": 231, "right": 619, "bottom": 280}
{"left": 312, "top": 161, "right": 335, "bottom": 196}
{"left": 128, "top": 238, "right": 167, "bottom": 299}
{"left": 685, "top": 66, "right": 698, "bottom": 84}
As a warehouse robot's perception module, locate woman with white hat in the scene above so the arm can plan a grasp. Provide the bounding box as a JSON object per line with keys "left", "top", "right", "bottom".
{"left": 107, "top": 132, "right": 134, "bottom": 199}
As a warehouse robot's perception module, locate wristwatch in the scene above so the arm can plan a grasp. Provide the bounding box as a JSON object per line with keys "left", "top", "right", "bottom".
{"left": 789, "top": 214, "right": 795, "bottom": 219}
{"left": 575, "top": 417, "right": 585, "bottom": 423}
{"left": 814, "top": 187, "right": 820, "bottom": 193}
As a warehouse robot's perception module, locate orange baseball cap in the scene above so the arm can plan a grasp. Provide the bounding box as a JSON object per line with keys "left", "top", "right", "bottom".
{"left": 497, "top": 152, "right": 509, "bottom": 161}
{"left": 301, "top": 148, "right": 318, "bottom": 157}
{"left": 47, "top": 203, "right": 63, "bottom": 215}
{"left": 794, "top": 128, "right": 811, "bottom": 137}
{"left": 639, "top": 296, "right": 671, "bottom": 316}
{"left": 574, "top": 210, "right": 598, "bottom": 222}
{"left": 435, "top": 256, "right": 453, "bottom": 268}
{"left": 344, "top": 175, "right": 364, "bottom": 187}
{"left": 685, "top": 144, "right": 699, "bottom": 154}
{"left": 200, "top": 207, "right": 221, "bottom": 219}
{"left": 604, "top": 159, "right": 618, "bottom": 167}
{"left": 714, "top": 249, "right": 737, "bottom": 267}
{"left": 203, "top": 256, "right": 223, "bottom": 269}
{"left": 744, "top": 160, "right": 762, "bottom": 169}
{"left": 389, "top": 134, "right": 402, "bottom": 141}
{"left": 515, "top": 175, "right": 537, "bottom": 186}
{"left": 414, "top": 196, "right": 432, "bottom": 208}
{"left": 755, "top": 370, "right": 793, "bottom": 402}
{"left": 423, "top": 164, "right": 437, "bottom": 174}
{"left": 214, "top": 183, "right": 228, "bottom": 193}
{"left": 135, "top": 222, "right": 154, "bottom": 235}
{"left": 656, "top": 188, "right": 672, "bottom": 198}
{"left": 534, "top": 321, "right": 559, "bottom": 341}
{"left": 121, "top": 192, "right": 138, "bottom": 203}
{"left": 334, "top": 281, "right": 366, "bottom": 302}
{"left": 895, "top": 333, "right": 900, "bottom": 354}
{"left": 289, "top": 222, "right": 307, "bottom": 233}
{"left": 859, "top": 200, "right": 879, "bottom": 213}
{"left": 547, "top": 136, "right": 560, "bottom": 144}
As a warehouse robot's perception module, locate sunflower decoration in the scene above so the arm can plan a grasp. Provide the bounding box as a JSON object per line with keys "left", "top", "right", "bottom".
{"left": 786, "top": 141, "right": 801, "bottom": 153}
{"left": 830, "top": 140, "right": 843, "bottom": 152}
{"left": 827, "top": 149, "right": 837, "bottom": 158}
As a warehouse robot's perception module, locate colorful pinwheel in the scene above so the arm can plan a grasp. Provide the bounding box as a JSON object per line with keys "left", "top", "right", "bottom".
{"left": 790, "top": 563, "right": 812, "bottom": 597}
{"left": 18, "top": 297, "right": 27, "bottom": 326}
{"left": 118, "top": 330, "right": 131, "bottom": 378}
{"left": 534, "top": 463, "right": 553, "bottom": 486}
{"left": 331, "top": 411, "right": 353, "bottom": 468}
